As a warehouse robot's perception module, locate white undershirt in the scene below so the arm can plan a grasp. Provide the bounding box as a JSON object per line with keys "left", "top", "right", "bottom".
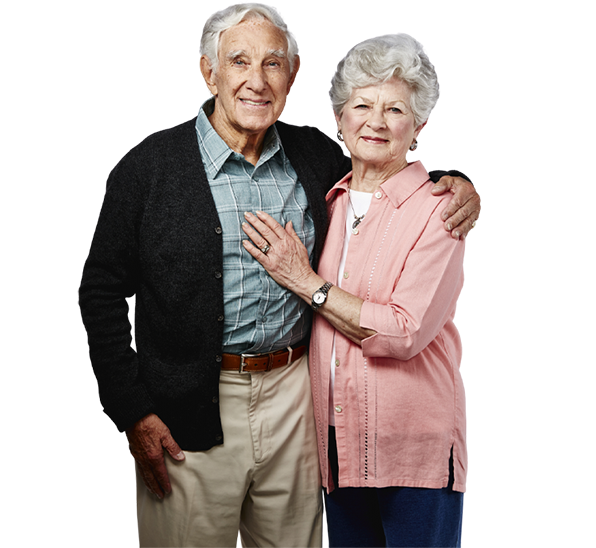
{"left": 329, "top": 189, "right": 373, "bottom": 425}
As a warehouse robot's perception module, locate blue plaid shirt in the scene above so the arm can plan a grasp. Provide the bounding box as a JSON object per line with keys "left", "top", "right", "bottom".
{"left": 195, "top": 100, "right": 315, "bottom": 354}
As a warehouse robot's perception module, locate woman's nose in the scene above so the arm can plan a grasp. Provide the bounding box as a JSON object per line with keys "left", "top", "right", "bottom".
{"left": 367, "top": 107, "right": 386, "bottom": 129}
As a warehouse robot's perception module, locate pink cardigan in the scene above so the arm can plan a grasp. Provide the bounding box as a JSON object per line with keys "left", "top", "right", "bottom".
{"left": 309, "top": 161, "right": 467, "bottom": 493}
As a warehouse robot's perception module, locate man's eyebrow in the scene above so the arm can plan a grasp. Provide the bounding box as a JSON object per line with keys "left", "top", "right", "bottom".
{"left": 225, "top": 49, "right": 287, "bottom": 61}
{"left": 266, "top": 49, "right": 286, "bottom": 58}
{"left": 267, "top": 49, "right": 286, "bottom": 59}
{"left": 226, "top": 50, "right": 247, "bottom": 61}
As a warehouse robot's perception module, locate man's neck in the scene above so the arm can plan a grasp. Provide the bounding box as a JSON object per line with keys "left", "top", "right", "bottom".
{"left": 207, "top": 111, "right": 267, "bottom": 167}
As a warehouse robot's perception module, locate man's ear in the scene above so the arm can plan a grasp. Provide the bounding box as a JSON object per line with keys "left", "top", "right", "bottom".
{"left": 200, "top": 55, "right": 218, "bottom": 96}
{"left": 286, "top": 55, "right": 300, "bottom": 94}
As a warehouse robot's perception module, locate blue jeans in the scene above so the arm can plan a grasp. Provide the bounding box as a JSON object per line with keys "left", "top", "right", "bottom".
{"left": 325, "top": 427, "right": 464, "bottom": 548}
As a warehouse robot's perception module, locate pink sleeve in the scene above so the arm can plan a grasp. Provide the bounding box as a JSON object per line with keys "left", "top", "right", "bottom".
{"left": 359, "top": 203, "right": 465, "bottom": 361}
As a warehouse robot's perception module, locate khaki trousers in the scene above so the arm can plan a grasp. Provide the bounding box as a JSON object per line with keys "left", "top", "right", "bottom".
{"left": 136, "top": 353, "right": 322, "bottom": 547}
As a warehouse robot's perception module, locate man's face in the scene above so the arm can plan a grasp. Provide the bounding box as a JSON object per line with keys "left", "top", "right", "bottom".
{"left": 201, "top": 18, "right": 299, "bottom": 148}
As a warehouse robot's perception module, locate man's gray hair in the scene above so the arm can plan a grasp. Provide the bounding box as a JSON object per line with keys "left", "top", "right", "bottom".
{"left": 330, "top": 34, "right": 439, "bottom": 127}
{"left": 200, "top": 3, "right": 299, "bottom": 73}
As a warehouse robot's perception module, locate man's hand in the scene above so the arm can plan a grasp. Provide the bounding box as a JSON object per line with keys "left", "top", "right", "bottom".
{"left": 126, "top": 413, "right": 185, "bottom": 499}
{"left": 432, "top": 176, "right": 481, "bottom": 239}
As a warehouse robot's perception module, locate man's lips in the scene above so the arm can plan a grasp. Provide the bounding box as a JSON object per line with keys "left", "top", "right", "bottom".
{"left": 240, "top": 98, "right": 271, "bottom": 106}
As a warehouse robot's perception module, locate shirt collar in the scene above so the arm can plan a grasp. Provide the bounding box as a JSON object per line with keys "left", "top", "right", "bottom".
{"left": 195, "top": 98, "right": 285, "bottom": 177}
{"left": 327, "top": 161, "right": 431, "bottom": 208}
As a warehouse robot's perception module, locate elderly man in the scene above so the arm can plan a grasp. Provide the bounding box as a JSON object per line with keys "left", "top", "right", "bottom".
{"left": 79, "top": 3, "right": 480, "bottom": 547}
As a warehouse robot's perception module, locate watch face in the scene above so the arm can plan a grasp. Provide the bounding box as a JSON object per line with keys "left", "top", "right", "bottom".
{"left": 314, "top": 292, "right": 325, "bottom": 304}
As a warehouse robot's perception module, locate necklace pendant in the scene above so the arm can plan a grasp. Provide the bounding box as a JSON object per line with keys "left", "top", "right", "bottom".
{"left": 352, "top": 217, "right": 363, "bottom": 230}
{"left": 351, "top": 217, "right": 363, "bottom": 235}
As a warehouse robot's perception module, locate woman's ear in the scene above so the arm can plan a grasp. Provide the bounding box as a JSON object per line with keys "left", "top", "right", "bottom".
{"left": 334, "top": 111, "right": 342, "bottom": 131}
{"left": 414, "top": 120, "right": 428, "bottom": 138}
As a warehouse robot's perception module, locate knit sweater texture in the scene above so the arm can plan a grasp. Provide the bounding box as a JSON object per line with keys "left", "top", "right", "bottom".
{"left": 79, "top": 118, "right": 350, "bottom": 450}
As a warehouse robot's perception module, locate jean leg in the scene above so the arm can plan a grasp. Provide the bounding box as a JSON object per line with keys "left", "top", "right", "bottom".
{"left": 377, "top": 453, "right": 464, "bottom": 548}
{"left": 325, "top": 427, "right": 385, "bottom": 547}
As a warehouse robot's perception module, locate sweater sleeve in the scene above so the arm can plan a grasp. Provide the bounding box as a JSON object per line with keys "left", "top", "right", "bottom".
{"left": 359, "top": 197, "right": 465, "bottom": 361}
{"left": 79, "top": 152, "right": 155, "bottom": 431}
{"left": 318, "top": 130, "right": 352, "bottom": 187}
{"left": 428, "top": 169, "right": 472, "bottom": 184}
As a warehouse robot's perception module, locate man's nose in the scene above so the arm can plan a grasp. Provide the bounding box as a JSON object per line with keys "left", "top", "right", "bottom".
{"left": 246, "top": 66, "right": 267, "bottom": 91}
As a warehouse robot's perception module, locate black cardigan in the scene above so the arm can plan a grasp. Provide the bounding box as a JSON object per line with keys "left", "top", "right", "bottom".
{"left": 79, "top": 117, "right": 464, "bottom": 451}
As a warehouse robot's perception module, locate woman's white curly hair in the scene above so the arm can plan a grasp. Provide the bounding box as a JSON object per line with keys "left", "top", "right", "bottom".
{"left": 330, "top": 33, "right": 439, "bottom": 126}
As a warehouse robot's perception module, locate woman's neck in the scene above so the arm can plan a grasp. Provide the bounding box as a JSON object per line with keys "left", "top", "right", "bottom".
{"left": 350, "top": 158, "right": 408, "bottom": 192}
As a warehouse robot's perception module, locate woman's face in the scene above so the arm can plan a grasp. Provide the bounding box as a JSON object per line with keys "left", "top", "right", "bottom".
{"left": 337, "top": 78, "right": 425, "bottom": 175}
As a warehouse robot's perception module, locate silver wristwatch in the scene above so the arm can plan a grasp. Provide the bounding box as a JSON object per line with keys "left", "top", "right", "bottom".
{"left": 311, "top": 282, "right": 333, "bottom": 310}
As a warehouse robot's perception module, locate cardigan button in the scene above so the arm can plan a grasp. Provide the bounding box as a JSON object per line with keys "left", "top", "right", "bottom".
{"left": 216, "top": 435, "right": 223, "bottom": 441}
{"left": 215, "top": 226, "right": 222, "bottom": 234}
{"left": 215, "top": 355, "right": 222, "bottom": 362}
{"left": 215, "top": 271, "right": 222, "bottom": 279}
{"left": 335, "top": 405, "right": 343, "bottom": 413}
{"left": 217, "top": 315, "right": 224, "bottom": 322}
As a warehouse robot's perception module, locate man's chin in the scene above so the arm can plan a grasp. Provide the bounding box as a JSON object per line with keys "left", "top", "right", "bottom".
{"left": 236, "top": 116, "right": 277, "bottom": 134}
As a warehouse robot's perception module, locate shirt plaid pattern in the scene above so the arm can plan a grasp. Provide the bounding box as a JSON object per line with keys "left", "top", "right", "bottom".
{"left": 195, "top": 100, "right": 315, "bottom": 354}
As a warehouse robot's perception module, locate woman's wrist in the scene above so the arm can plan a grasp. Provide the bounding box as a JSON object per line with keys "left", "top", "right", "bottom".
{"left": 295, "top": 274, "right": 327, "bottom": 305}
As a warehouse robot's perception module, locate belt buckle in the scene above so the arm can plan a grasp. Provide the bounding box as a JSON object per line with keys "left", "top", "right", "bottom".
{"left": 239, "top": 353, "right": 257, "bottom": 373}
{"left": 239, "top": 352, "right": 272, "bottom": 373}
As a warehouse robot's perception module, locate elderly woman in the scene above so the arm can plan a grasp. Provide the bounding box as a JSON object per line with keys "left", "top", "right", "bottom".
{"left": 242, "top": 33, "right": 467, "bottom": 547}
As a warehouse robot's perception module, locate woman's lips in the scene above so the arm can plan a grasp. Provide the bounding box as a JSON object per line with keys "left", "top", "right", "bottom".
{"left": 361, "top": 136, "right": 388, "bottom": 143}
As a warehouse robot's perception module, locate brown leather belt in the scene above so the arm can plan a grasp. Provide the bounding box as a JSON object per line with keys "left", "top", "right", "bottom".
{"left": 221, "top": 345, "right": 306, "bottom": 373}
